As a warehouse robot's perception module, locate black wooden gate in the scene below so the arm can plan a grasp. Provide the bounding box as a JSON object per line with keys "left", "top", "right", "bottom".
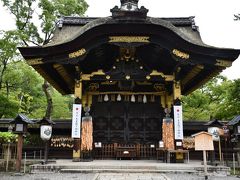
{"left": 92, "top": 96, "right": 163, "bottom": 144}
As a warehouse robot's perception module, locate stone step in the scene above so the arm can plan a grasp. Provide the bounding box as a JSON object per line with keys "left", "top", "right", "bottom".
{"left": 59, "top": 168, "right": 198, "bottom": 174}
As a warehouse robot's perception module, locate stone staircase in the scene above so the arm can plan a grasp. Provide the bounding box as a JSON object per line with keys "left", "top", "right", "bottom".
{"left": 29, "top": 160, "right": 230, "bottom": 175}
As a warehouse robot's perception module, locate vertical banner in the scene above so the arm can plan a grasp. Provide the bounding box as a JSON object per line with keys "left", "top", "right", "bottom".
{"left": 71, "top": 104, "right": 82, "bottom": 138}
{"left": 174, "top": 105, "right": 184, "bottom": 140}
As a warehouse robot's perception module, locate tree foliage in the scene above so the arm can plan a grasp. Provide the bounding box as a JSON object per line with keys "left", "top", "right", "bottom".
{"left": 183, "top": 76, "right": 240, "bottom": 121}
{"left": 0, "top": 0, "right": 88, "bottom": 119}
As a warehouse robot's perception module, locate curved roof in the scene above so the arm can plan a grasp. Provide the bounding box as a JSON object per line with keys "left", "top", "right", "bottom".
{"left": 18, "top": 3, "right": 240, "bottom": 95}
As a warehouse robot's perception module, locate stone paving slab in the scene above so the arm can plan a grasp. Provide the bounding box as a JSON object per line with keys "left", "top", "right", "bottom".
{"left": 95, "top": 173, "right": 169, "bottom": 180}
{"left": 0, "top": 172, "right": 239, "bottom": 180}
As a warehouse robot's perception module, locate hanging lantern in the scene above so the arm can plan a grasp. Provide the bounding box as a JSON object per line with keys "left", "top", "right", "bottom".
{"left": 104, "top": 94, "right": 109, "bottom": 102}
{"left": 117, "top": 94, "right": 121, "bottom": 101}
{"left": 143, "top": 95, "right": 147, "bottom": 104}
{"left": 131, "top": 94, "right": 136, "bottom": 102}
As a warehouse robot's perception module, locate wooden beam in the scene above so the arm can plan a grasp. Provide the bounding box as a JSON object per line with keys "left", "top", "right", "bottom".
{"left": 182, "top": 65, "right": 204, "bottom": 87}
{"left": 33, "top": 65, "right": 66, "bottom": 95}
{"left": 53, "top": 64, "right": 74, "bottom": 89}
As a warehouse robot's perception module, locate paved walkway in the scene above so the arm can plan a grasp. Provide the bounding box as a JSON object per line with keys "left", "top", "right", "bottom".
{"left": 95, "top": 173, "right": 169, "bottom": 180}
{"left": 1, "top": 172, "right": 240, "bottom": 180}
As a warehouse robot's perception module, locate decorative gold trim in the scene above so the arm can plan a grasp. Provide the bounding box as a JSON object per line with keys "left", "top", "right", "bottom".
{"left": 88, "top": 83, "right": 99, "bottom": 91}
{"left": 173, "top": 80, "right": 181, "bottom": 100}
{"left": 81, "top": 70, "right": 105, "bottom": 81}
{"left": 154, "top": 84, "right": 165, "bottom": 92}
{"left": 69, "top": 48, "right": 86, "bottom": 59}
{"left": 109, "top": 36, "right": 150, "bottom": 43}
{"left": 75, "top": 80, "right": 82, "bottom": 99}
{"left": 215, "top": 59, "right": 232, "bottom": 67}
{"left": 172, "top": 49, "right": 190, "bottom": 59}
{"left": 26, "top": 58, "right": 43, "bottom": 65}
{"left": 101, "top": 81, "right": 117, "bottom": 85}
{"left": 150, "top": 70, "right": 174, "bottom": 81}
{"left": 88, "top": 91, "right": 165, "bottom": 96}
{"left": 136, "top": 81, "right": 152, "bottom": 85}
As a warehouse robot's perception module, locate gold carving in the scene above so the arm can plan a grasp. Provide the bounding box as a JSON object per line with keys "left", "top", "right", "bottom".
{"left": 26, "top": 58, "right": 43, "bottom": 65}
{"left": 215, "top": 59, "right": 232, "bottom": 67}
{"left": 172, "top": 49, "right": 190, "bottom": 59}
{"left": 101, "top": 81, "right": 117, "bottom": 85}
{"left": 136, "top": 81, "right": 152, "bottom": 85}
{"left": 109, "top": 36, "right": 150, "bottom": 43}
{"left": 88, "top": 83, "right": 99, "bottom": 92}
{"left": 69, "top": 48, "right": 86, "bottom": 59}
{"left": 81, "top": 70, "right": 105, "bottom": 81}
{"left": 150, "top": 70, "right": 174, "bottom": 81}
{"left": 154, "top": 84, "right": 165, "bottom": 92}
{"left": 173, "top": 81, "right": 181, "bottom": 100}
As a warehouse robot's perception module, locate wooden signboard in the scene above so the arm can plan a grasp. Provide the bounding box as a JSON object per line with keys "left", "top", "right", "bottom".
{"left": 192, "top": 131, "right": 214, "bottom": 151}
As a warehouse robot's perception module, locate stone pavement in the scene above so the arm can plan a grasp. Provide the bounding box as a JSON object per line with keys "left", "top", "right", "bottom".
{"left": 95, "top": 173, "right": 169, "bottom": 180}
{"left": 1, "top": 172, "right": 240, "bottom": 180}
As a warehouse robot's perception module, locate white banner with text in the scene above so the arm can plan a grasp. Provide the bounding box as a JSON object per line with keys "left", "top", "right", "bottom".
{"left": 71, "top": 104, "right": 82, "bottom": 138}
{"left": 174, "top": 105, "right": 184, "bottom": 140}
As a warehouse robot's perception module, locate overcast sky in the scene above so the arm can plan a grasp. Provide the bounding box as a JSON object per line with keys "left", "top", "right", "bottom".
{"left": 1, "top": 0, "right": 240, "bottom": 79}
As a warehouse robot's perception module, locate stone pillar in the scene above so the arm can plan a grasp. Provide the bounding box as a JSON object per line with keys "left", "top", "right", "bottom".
{"left": 72, "top": 79, "right": 82, "bottom": 162}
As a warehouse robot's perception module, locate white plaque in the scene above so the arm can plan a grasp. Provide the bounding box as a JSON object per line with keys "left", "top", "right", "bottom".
{"left": 174, "top": 105, "right": 184, "bottom": 140}
{"left": 71, "top": 104, "right": 82, "bottom": 138}
{"left": 16, "top": 124, "right": 24, "bottom": 132}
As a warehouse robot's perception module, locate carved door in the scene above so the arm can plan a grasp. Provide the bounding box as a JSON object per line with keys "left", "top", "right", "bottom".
{"left": 92, "top": 96, "right": 163, "bottom": 144}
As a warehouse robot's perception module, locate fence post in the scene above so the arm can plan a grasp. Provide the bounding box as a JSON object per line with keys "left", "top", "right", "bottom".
{"left": 233, "top": 153, "right": 236, "bottom": 175}
{"left": 23, "top": 152, "right": 26, "bottom": 173}
{"left": 40, "top": 150, "right": 42, "bottom": 159}
{"left": 6, "top": 142, "right": 10, "bottom": 172}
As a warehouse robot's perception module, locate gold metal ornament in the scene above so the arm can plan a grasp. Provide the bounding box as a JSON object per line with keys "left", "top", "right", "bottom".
{"left": 109, "top": 36, "right": 150, "bottom": 43}
{"left": 172, "top": 49, "right": 190, "bottom": 59}
{"left": 69, "top": 48, "right": 86, "bottom": 59}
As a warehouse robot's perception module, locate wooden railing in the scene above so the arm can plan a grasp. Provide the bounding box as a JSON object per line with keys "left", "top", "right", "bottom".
{"left": 93, "top": 143, "right": 157, "bottom": 159}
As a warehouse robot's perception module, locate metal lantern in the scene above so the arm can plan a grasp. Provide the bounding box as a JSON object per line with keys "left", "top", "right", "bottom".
{"left": 38, "top": 117, "right": 56, "bottom": 164}
{"left": 10, "top": 114, "right": 34, "bottom": 134}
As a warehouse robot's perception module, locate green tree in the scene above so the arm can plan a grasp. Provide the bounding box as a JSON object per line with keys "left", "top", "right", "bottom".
{"left": 1, "top": 0, "right": 88, "bottom": 119}
{"left": 183, "top": 76, "right": 240, "bottom": 121}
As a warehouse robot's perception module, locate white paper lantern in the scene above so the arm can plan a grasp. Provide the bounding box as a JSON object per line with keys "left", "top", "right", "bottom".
{"left": 40, "top": 125, "right": 52, "bottom": 141}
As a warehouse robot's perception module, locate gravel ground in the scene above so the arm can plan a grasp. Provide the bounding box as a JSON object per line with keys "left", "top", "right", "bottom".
{"left": 0, "top": 173, "right": 239, "bottom": 180}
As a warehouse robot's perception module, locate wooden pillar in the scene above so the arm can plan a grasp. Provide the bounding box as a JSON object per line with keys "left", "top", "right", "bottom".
{"left": 16, "top": 134, "right": 23, "bottom": 172}
{"left": 72, "top": 79, "right": 82, "bottom": 162}
{"left": 87, "top": 94, "right": 93, "bottom": 108}
{"left": 161, "top": 93, "right": 166, "bottom": 108}
{"left": 165, "top": 94, "right": 173, "bottom": 109}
